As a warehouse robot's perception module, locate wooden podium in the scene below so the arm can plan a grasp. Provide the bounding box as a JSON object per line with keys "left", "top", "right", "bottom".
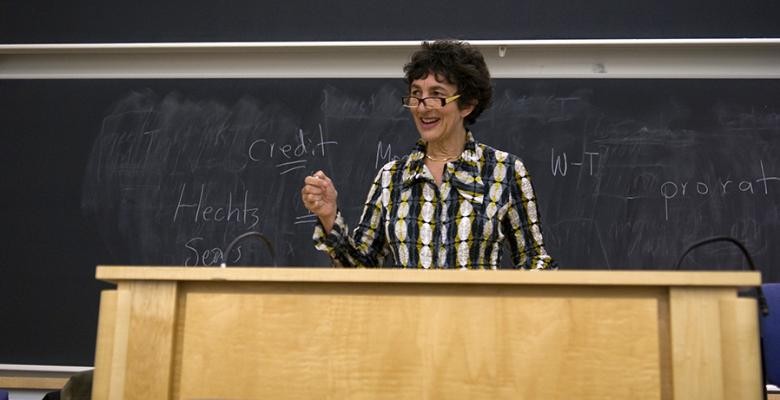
{"left": 92, "top": 267, "right": 762, "bottom": 400}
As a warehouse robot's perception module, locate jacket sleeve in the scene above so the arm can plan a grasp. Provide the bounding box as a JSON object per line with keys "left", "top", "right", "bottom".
{"left": 504, "top": 158, "right": 557, "bottom": 270}
{"left": 312, "top": 165, "right": 391, "bottom": 267}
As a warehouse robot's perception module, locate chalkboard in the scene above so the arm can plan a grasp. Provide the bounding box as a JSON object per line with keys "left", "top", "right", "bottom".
{"left": 2, "top": 0, "right": 780, "bottom": 43}
{"left": 1, "top": 78, "right": 779, "bottom": 366}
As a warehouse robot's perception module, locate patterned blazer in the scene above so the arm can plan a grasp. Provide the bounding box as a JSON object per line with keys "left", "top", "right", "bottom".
{"left": 314, "top": 131, "right": 556, "bottom": 270}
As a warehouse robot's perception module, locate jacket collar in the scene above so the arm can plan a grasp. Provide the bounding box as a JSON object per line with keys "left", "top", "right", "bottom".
{"left": 401, "top": 131, "right": 485, "bottom": 204}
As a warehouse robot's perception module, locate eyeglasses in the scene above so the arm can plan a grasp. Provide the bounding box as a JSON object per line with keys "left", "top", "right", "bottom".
{"left": 401, "top": 94, "right": 461, "bottom": 109}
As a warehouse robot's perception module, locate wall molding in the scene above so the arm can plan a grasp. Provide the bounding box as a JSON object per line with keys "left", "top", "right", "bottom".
{"left": 2, "top": 39, "right": 779, "bottom": 79}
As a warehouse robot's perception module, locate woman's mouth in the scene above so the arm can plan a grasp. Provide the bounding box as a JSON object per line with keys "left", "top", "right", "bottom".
{"left": 419, "top": 116, "right": 440, "bottom": 128}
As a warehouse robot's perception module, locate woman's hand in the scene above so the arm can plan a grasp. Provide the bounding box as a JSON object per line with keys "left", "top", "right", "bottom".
{"left": 301, "top": 170, "right": 338, "bottom": 232}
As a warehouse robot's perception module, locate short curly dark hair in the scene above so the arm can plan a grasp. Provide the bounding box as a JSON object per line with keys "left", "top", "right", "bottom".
{"left": 403, "top": 40, "right": 492, "bottom": 126}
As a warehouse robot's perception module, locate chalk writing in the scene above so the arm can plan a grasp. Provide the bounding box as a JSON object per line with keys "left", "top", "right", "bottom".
{"left": 718, "top": 107, "right": 780, "bottom": 131}
{"left": 184, "top": 237, "right": 241, "bottom": 267}
{"left": 174, "top": 183, "right": 260, "bottom": 228}
{"left": 660, "top": 160, "right": 780, "bottom": 220}
{"left": 247, "top": 124, "right": 337, "bottom": 175}
{"left": 375, "top": 141, "right": 402, "bottom": 169}
{"left": 550, "top": 148, "right": 600, "bottom": 177}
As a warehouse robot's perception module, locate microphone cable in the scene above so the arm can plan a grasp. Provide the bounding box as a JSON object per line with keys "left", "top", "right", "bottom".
{"left": 674, "top": 235, "right": 769, "bottom": 400}
{"left": 674, "top": 235, "right": 767, "bottom": 316}
{"left": 221, "top": 231, "right": 277, "bottom": 268}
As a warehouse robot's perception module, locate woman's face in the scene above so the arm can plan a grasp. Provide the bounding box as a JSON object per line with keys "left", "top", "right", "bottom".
{"left": 408, "top": 73, "right": 474, "bottom": 145}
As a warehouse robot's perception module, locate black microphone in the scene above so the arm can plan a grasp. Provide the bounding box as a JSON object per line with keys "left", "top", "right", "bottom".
{"left": 674, "top": 236, "right": 767, "bottom": 316}
{"left": 221, "top": 231, "right": 277, "bottom": 268}
{"left": 675, "top": 236, "right": 770, "bottom": 400}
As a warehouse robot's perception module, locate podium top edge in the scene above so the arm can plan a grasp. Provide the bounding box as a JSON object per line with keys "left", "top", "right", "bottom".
{"left": 95, "top": 266, "right": 761, "bottom": 287}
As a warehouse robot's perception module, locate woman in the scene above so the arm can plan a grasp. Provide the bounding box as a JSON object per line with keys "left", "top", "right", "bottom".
{"left": 301, "top": 40, "right": 555, "bottom": 270}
